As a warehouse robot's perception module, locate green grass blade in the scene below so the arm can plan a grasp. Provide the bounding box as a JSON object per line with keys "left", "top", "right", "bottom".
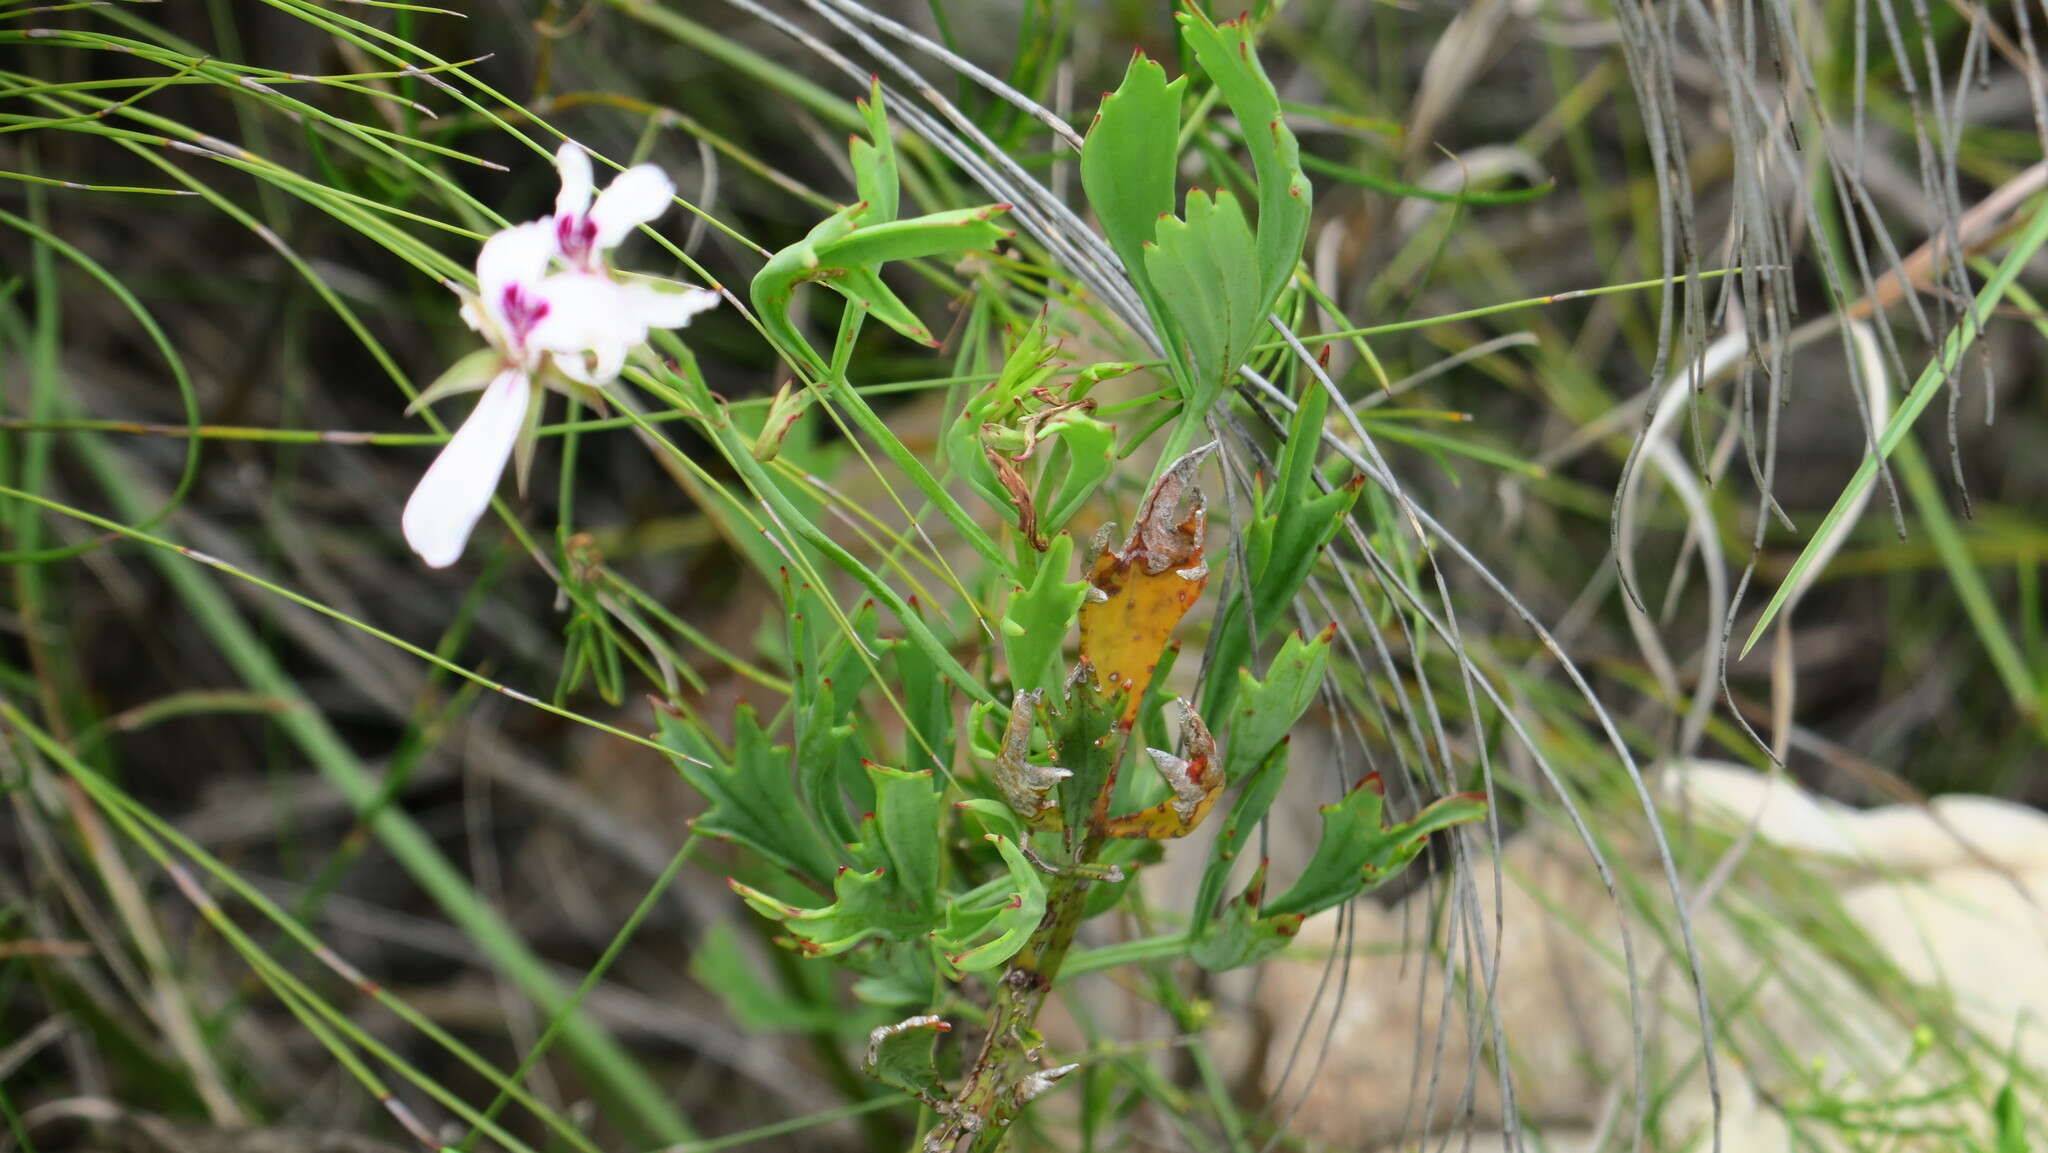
{"left": 1742, "top": 194, "right": 2048, "bottom": 655}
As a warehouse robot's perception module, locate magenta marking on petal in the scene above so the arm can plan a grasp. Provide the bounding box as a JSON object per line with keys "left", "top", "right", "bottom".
{"left": 499, "top": 282, "right": 551, "bottom": 348}
{"left": 555, "top": 212, "right": 599, "bottom": 270}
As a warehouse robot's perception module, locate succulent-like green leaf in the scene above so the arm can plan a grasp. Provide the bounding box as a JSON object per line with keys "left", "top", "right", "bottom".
{"left": 946, "top": 319, "right": 1063, "bottom": 513}
{"left": 828, "top": 264, "right": 938, "bottom": 347}
{"left": 822, "top": 205, "right": 1011, "bottom": 270}
{"left": 1051, "top": 666, "right": 1126, "bottom": 844}
{"left": 939, "top": 834, "right": 1048, "bottom": 973}
{"left": 786, "top": 581, "right": 878, "bottom": 845}
{"left": 1143, "top": 187, "right": 1262, "bottom": 404}
{"left": 955, "top": 796, "right": 1024, "bottom": 841}
{"left": 1227, "top": 627, "right": 1332, "bottom": 782}
{"left": 750, "top": 157, "right": 1008, "bottom": 365}
{"left": 730, "top": 862, "right": 928, "bottom": 958}
{"left": 1178, "top": 8, "right": 1312, "bottom": 309}
{"left": 1245, "top": 388, "right": 1361, "bottom": 623}
{"left": 1263, "top": 779, "right": 1488, "bottom": 919}
{"left": 1201, "top": 386, "right": 1360, "bottom": 722}
{"left": 863, "top": 1015, "right": 952, "bottom": 1104}
{"left": 886, "top": 615, "right": 954, "bottom": 774}
{"left": 1002, "top": 534, "right": 1088, "bottom": 699}
{"left": 849, "top": 76, "right": 898, "bottom": 225}
{"left": 867, "top": 762, "right": 943, "bottom": 915}
{"left": 1191, "top": 626, "right": 1335, "bottom": 922}
{"left": 796, "top": 692, "right": 864, "bottom": 847}
{"left": 654, "top": 703, "right": 839, "bottom": 884}
{"left": 1189, "top": 863, "right": 1304, "bottom": 971}
{"left": 1080, "top": 51, "right": 1185, "bottom": 321}
{"left": 1039, "top": 412, "right": 1117, "bottom": 533}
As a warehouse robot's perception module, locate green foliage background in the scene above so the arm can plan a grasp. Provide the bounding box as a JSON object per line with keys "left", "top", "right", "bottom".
{"left": 1, "top": 1, "right": 2044, "bottom": 1151}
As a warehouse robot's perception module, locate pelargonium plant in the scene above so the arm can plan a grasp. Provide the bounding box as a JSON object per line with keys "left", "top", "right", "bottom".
{"left": 364, "top": 6, "right": 1493, "bottom": 1149}
{"left": 394, "top": 13, "right": 1486, "bottom": 1150}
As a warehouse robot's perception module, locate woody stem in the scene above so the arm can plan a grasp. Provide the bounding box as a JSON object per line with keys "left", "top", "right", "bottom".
{"left": 940, "top": 828, "right": 1103, "bottom": 1153}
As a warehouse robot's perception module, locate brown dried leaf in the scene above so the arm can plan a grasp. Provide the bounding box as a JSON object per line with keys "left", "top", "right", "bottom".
{"left": 1105, "top": 700, "right": 1222, "bottom": 839}
{"left": 984, "top": 441, "right": 1047, "bottom": 550}
{"left": 1077, "top": 443, "right": 1214, "bottom": 723}
{"left": 993, "top": 688, "right": 1070, "bottom": 827}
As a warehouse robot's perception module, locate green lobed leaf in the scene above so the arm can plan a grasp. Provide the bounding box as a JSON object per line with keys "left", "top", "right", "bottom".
{"left": 938, "top": 834, "right": 1048, "bottom": 973}
{"left": 867, "top": 761, "right": 943, "bottom": 917}
{"left": 955, "top": 797, "right": 1023, "bottom": 841}
{"left": 885, "top": 620, "right": 954, "bottom": 774}
{"left": 828, "top": 264, "right": 941, "bottom": 347}
{"left": 849, "top": 76, "right": 898, "bottom": 224}
{"left": 1080, "top": 50, "right": 1185, "bottom": 328}
{"left": 658, "top": 347, "right": 996, "bottom": 706}
{"left": 945, "top": 319, "right": 1064, "bottom": 514}
{"left": 1039, "top": 412, "right": 1117, "bottom": 534}
{"left": 1143, "top": 187, "right": 1263, "bottom": 404}
{"left": 1222, "top": 626, "right": 1331, "bottom": 785}
{"left": 730, "top": 863, "right": 926, "bottom": 958}
{"left": 1263, "top": 780, "right": 1488, "bottom": 919}
{"left": 1050, "top": 674, "right": 1125, "bottom": 848}
{"left": 1002, "top": 533, "right": 1089, "bottom": 699}
{"left": 786, "top": 581, "right": 878, "bottom": 845}
{"left": 1178, "top": 8, "right": 1312, "bottom": 309}
{"left": 819, "top": 205, "right": 1012, "bottom": 272}
{"left": 1189, "top": 862, "right": 1304, "bottom": 971}
{"left": 1190, "top": 626, "right": 1335, "bottom": 923}
{"left": 749, "top": 206, "right": 862, "bottom": 376}
{"left": 1200, "top": 386, "right": 1359, "bottom": 723}
{"left": 654, "top": 704, "right": 839, "bottom": 884}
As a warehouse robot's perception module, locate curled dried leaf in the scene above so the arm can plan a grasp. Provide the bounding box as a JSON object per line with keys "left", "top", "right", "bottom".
{"left": 984, "top": 443, "right": 1047, "bottom": 550}
{"left": 993, "top": 689, "right": 1071, "bottom": 826}
{"left": 1129, "top": 441, "right": 1215, "bottom": 573}
{"left": 1011, "top": 1061, "right": 1082, "bottom": 1107}
{"left": 1106, "top": 699, "right": 1222, "bottom": 839}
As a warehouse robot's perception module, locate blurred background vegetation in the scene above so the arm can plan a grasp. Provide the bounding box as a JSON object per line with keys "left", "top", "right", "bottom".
{"left": 2, "top": 0, "right": 2045, "bottom": 1150}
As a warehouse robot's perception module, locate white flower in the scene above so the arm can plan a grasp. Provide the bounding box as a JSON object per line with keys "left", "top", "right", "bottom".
{"left": 404, "top": 222, "right": 562, "bottom": 568}
{"left": 534, "top": 273, "right": 721, "bottom": 385}
{"left": 401, "top": 145, "right": 721, "bottom": 569}
{"left": 551, "top": 142, "right": 675, "bottom": 273}
{"left": 457, "top": 219, "right": 560, "bottom": 368}
{"left": 544, "top": 143, "right": 719, "bottom": 385}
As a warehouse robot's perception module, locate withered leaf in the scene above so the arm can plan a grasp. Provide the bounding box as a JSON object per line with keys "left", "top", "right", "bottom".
{"left": 993, "top": 688, "right": 1071, "bottom": 827}
{"left": 984, "top": 441, "right": 1047, "bottom": 550}
{"left": 1105, "top": 700, "right": 1222, "bottom": 839}
{"left": 1077, "top": 443, "right": 1215, "bottom": 723}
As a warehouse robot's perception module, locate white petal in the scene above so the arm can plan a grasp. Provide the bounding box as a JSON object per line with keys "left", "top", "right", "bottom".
{"left": 402, "top": 370, "right": 531, "bottom": 568}
{"left": 527, "top": 276, "right": 708, "bottom": 385}
{"left": 475, "top": 221, "right": 554, "bottom": 318}
{"left": 588, "top": 164, "right": 674, "bottom": 250}
{"left": 620, "top": 281, "right": 721, "bottom": 329}
{"left": 552, "top": 341, "right": 625, "bottom": 387}
{"left": 554, "top": 142, "right": 593, "bottom": 220}
{"left": 528, "top": 275, "right": 636, "bottom": 352}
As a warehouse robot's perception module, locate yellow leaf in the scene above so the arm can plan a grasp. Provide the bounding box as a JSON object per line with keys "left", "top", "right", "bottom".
{"left": 1078, "top": 445, "right": 1212, "bottom": 725}
{"left": 1106, "top": 700, "right": 1221, "bottom": 840}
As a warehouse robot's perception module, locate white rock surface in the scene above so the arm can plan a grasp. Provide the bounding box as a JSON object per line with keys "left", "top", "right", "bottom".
{"left": 1229, "top": 761, "right": 2048, "bottom": 1150}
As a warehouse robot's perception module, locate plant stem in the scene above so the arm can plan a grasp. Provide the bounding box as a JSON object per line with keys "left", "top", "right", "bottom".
{"left": 938, "top": 858, "right": 1098, "bottom": 1153}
